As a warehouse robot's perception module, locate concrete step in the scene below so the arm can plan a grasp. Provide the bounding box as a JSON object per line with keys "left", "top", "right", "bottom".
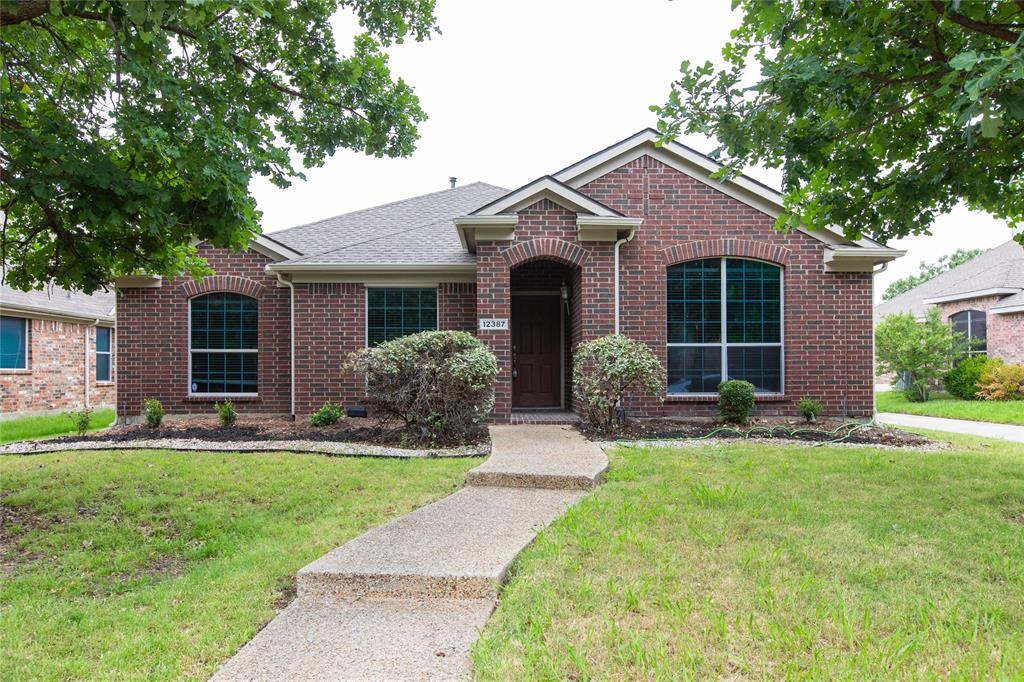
{"left": 465, "top": 424, "right": 608, "bottom": 490}
{"left": 209, "top": 596, "right": 494, "bottom": 681}
{"left": 296, "top": 486, "right": 583, "bottom": 600}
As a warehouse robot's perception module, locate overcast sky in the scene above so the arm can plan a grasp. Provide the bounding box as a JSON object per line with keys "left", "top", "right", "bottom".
{"left": 251, "top": 0, "right": 1015, "bottom": 302}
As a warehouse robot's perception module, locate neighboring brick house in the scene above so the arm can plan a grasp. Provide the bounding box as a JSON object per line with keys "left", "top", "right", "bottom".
{"left": 875, "top": 240, "right": 1024, "bottom": 365}
{"left": 1, "top": 282, "right": 116, "bottom": 418}
{"left": 116, "top": 130, "right": 903, "bottom": 423}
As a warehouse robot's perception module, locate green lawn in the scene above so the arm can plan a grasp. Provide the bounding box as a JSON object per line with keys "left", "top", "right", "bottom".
{"left": 0, "top": 408, "right": 117, "bottom": 444}
{"left": 0, "top": 449, "right": 476, "bottom": 680}
{"left": 474, "top": 434, "right": 1024, "bottom": 679}
{"left": 877, "top": 390, "right": 1024, "bottom": 426}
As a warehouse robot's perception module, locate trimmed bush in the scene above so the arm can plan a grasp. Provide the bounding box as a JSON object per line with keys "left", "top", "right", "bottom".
{"left": 976, "top": 360, "right": 1024, "bottom": 401}
{"left": 719, "top": 380, "right": 755, "bottom": 424}
{"left": 214, "top": 400, "right": 237, "bottom": 428}
{"left": 345, "top": 330, "right": 497, "bottom": 444}
{"left": 310, "top": 401, "right": 343, "bottom": 427}
{"left": 943, "top": 355, "right": 989, "bottom": 400}
{"left": 572, "top": 334, "right": 664, "bottom": 431}
{"left": 797, "top": 397, "right": 823, "bottom": 423}
{"left": 143, "top": 398, "right": 164, "bottom": 428}
{"left": 66, "top": 407, "right": 93, "bottom": 436}
{"left": 875, "top": 308, "right": 970, "bottom": 402}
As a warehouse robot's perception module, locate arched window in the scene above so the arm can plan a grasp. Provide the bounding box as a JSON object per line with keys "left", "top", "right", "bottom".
{"left": 950, "top": 310, "right": 986, "bottom": 356}
{"left": 667, "top": 258, "right": 782, "bottom": 394}
{"left": 189, "top": 293, "right": 258, "bottom": 395}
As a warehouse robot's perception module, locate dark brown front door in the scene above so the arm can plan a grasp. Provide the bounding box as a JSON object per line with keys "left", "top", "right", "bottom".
{"left": 512, "top": 295, "right": 561, "bottom": 408}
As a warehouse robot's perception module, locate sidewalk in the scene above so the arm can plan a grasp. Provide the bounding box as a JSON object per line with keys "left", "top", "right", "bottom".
{"left": 211, "top": 424, "right": 608, "bottom": 681}
{"left": 878, "top": 412, "right": 1024, "bottom": 443}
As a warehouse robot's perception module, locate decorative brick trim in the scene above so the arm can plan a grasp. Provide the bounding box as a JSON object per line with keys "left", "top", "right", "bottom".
{"left": 501, "top": 238, "right": 589, "bottom": 269}
{"left": 661, "top": 239, "right": 792, "bottom": 267}
{"left": 177, "top": 275, "right": 266, "bottom": 299}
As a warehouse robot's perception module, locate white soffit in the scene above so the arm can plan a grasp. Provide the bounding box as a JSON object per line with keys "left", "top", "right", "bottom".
{"left": 923, "top": 288, "right": 1022, "bottom": 305}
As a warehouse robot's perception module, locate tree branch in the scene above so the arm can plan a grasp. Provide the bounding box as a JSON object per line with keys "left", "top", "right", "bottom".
{"left": 931, "top": 0, "right": 1021, "bottom": 42}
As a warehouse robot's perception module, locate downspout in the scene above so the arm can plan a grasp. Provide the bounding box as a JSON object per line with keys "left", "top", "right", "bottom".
{"left": 84, "top": 318, "right": 100, "bottom": 409}
{"left": 276, "top": 273, "right": 296, "bottom": 420}
{"left": 613, "top": 228, "right": 638, "bottom": 335}
{"left": 871, "top": 261, "right": 890, "bottom": 420}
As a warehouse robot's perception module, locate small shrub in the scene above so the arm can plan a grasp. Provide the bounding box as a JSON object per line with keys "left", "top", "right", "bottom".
{"left": 345, "top": 330, "right": 497, "bottom": 444}
{"left": 214, "top": 400, "right": 237, "bottom": 428}
{"left": 797, "top": 397, "right": 823, "bottom": 423}
{"left": 572, "top": 334, "right": 665, "bottom": 431}
{"left": 976, "top": 360, "right": 1024, "bottom": 401}
{"left": 875, "top": 308, "right": 971, "bottom": 402}
{"left": 718, "top": 380, "right": 755, "bottom": 424}
{"left": 66, "top": 407, "right": 93, "bottom": 436}
{"left": 943, "top": 355, "right": 989, "bottom": 400}
{"left": 143, "top": 398, "right": 164, "bottom": 428}
{"left": 310, "top": 401, "right": 343, "bottom": 427}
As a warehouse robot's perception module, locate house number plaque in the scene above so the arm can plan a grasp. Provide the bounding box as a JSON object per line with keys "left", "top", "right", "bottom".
{"left": 478, "top": 318, "right": 509, "bottom": 331}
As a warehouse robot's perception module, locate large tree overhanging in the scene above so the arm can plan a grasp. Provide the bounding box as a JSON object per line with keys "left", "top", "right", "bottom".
{"left": 654, "top": 0, "right": 1024, "bottom": 246}
{"left": 0, "top": 0, "right": 436, "bottom": 293}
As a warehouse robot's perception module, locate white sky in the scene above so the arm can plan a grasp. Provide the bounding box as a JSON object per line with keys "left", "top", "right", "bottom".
{"left": 251, "top": 0, "right": 1015, "bottom": 302}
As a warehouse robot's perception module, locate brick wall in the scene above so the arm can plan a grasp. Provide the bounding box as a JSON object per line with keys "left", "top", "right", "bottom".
{"left": 938, "top": 296, "right": 1024, "bottom": 365}
{"left": 439, "top": 283, "right": 477, "bottom": 333}
{"left": 0, "top": 318, "right": 115, "bottom": 417}
{"left": 293, "top": 282, "right": 365, "bottom": 415}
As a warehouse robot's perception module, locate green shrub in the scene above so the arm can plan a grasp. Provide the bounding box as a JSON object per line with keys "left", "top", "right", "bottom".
{"left": 572, "top": 334, "right": 665, "bottom": 431}
{"left": 976, "top": 360, "right": 1024, "bottom": 401}
{"left": 65, "top": 407, "right": 93, "bottom": 436}
{"left": 143, "top": 398, "right": 164, "bottom": 428}
{"left": 310, "top": 401, "right": 343, "bottom": 427}
{"left": 943, "top": 355, "right": 989, "bottom": 400}
{"left": 875, "top": 308, "right": 971, "bottom": 402}
{"left": 796, "top": 397, "right": 823, "bottom": 422}
{"left": 214, "top": 400, "right": 237, "bottom": 428}
{"left": 345, "top": 330, "right": 497, "bottom": 444}
{"left": 718, "top": 380, "right": 755, "bottom": 424}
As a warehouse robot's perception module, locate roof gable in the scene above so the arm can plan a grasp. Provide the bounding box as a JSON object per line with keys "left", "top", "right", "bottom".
{"left": 469, "top": 176, "right": 624, "bottom": 217}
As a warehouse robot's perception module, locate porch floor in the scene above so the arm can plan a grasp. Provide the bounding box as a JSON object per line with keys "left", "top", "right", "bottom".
{"left": 510, "top": 410, "right": 580, "bottom": 425}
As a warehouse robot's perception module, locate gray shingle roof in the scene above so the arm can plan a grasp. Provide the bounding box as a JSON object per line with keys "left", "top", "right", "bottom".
{"left": 0, "top": 280, "right": 115, "bottom": 322}
{"left": 875, "top": 240, "right": 1024, "bottom": 318}
{"left": 267, "top": 182, "right": 508, "bottom": 266}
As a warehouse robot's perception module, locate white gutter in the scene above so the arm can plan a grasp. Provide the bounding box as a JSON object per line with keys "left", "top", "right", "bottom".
{"left": 276, "top": 273, "right": 296, "bottom": 419}
{"left": 613, "top": 228, "right": 638, "bottom": 334}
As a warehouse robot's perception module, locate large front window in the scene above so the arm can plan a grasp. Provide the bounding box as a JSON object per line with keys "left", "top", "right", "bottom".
{"left": 189, "top": 293, "right": 258, "bottom": 394}
{"left": 667, "top": 258, "right": 782, "bottom": 394}
{"left": 366, "top": 288, "right": 437, "bottom": 346}
{"left": 950, "top": 309, "right": 986, "bottom": 356}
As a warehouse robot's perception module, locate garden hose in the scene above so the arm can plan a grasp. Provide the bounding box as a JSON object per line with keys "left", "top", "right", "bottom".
{"left": 616, "top": 420, "right": 878, "bottom": 449}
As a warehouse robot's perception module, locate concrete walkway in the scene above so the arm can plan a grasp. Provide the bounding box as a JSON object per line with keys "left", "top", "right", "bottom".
{"left": 211, "top": 425, "right": 607, "bottom": 681}
{"left": 878, "top": 412, "right": 1024, "bottom": 443}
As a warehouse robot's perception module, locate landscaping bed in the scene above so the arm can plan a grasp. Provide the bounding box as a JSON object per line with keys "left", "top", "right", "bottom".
{"left": 581, "top": 416, "right": 935, "bottom": 447}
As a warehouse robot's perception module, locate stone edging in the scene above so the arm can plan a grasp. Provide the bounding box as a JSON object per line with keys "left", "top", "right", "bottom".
{"left": 0, "top": 437, "right": 489, "bottom": 459}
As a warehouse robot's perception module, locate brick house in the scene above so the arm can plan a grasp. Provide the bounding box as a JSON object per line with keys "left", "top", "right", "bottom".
{"left": 116, "top": 130, "right": 903, "bottom": 423}
{"left": 875, "top": 240, "right": 1024, "bottom": 365}
{"left": 1, "top": 282, "right": 116, "bottom": 418}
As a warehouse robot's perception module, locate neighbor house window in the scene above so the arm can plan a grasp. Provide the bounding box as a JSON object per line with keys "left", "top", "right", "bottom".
{"left": 0, "top": 315, "right": 28, "bottom": 369}
{"left": 667, "top": 258, "right": 782, "bottom": 394}
{"left": 950, "top": 309, "right": 986, "bottom": 356}
{"left": 96, "top": 327, "right": 112, "bottom": 381}
{"left": 189, "top": 293, "right": 258, "bottom": 394}
{"left": 366, "top": 288, "right": 437, "bottom": 346}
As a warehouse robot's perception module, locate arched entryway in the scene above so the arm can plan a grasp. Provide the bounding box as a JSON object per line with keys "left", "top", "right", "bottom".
{"left": 509, "top": 260, "right": 580, "bottom": 409}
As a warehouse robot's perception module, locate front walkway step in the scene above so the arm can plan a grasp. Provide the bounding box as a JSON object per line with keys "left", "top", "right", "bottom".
{"left": 465, "top": 424, "right": 608, "bottom": 489}
{"left": 297, "top": 486, "right": 583, "bottom": 600}
{"left": 210, "top": 596, "right": 493, "bottom": 681}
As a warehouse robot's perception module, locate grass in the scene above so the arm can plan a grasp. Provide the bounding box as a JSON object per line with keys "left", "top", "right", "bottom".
{"left": 474, "top": 433, "right": 1024, "bottom": 679}
{"left": 877, "top": 390, "right": 1024, "bottom": 426}
{"left": 0, "top": 449, "right": 476, "bottom": 680}
{"left": 0, "top": 408, "right": 117, "bottom": 444}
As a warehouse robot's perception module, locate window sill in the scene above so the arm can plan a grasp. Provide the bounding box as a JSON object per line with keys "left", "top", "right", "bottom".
{"left": 96, "top": 381, "right": 115, "bottom": 386}
{"left": 185, "top": 394, "right": 261, "bottom": 403}
{"left": 666, "top": 394, "right": 788, "bottom": 403}
{"left": 0, "top": 368, "right": 31, "bottom": 375}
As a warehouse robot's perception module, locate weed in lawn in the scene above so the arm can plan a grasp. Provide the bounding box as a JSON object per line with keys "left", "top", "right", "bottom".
{"left": 691, "top": 481, "right": 740, "bottom": 508}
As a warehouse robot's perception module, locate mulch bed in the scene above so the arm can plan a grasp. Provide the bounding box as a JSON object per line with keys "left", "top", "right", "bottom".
{"left": 579, "top": 417, "right": 934, "bottom": 447}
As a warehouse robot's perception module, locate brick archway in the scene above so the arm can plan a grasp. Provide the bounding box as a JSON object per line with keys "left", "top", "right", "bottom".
{"left": 502, "top": 238, "right": 589, "bottom": 269}
{"left": 661, "top": 239, "right": 791, "bottom": 267}
{"left": 178, "top": 275, "right": 266, "bottom": 299}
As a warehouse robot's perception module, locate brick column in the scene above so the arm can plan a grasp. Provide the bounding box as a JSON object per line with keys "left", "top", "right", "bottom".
{"left": 476, "top": 242, "right": 512, "bottom": 422}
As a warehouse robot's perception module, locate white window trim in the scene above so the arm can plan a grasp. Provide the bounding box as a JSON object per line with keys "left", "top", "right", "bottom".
{"left": 187, "top": 294, "right": 259, "bottom": 398}
{"left": 666, "top": 257, "right": 785, "bottom": 397}
{"left": 95, "top": 327, "right": 113, "bottom": 382}
{"left": 364, "top": 286, "right": 440, "bottom": 348}
{"left": 1, "top": 314, "right": 29, "bottom": 370}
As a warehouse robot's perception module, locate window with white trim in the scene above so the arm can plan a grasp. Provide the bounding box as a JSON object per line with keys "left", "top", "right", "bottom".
{"left": 0, "top": 315, "right": 28, "bottom": 369}
{"left": 189, "top": 293, "right": 258, "bottom": 394}
{"left": 950, "top": 309, "right": 986, "bottom": 356}
{"left": 667, "top": 258, "right": 783, "bottom": 394}
{"left": 366, "top": 288, "right": 437, "bottom": 346}
{"left": 96, "top": 327, "right": 112, "bottom": 381}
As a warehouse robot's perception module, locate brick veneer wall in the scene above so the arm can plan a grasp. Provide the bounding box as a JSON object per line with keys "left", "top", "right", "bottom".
{"left": 439, "top": 283, "right": 477, "bottom": 333}
{"left": 0, "top": 318, "right": 115, "bottom": 417}
{"left": 938, "top": 296, "right": 1024, "bottom": 364}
